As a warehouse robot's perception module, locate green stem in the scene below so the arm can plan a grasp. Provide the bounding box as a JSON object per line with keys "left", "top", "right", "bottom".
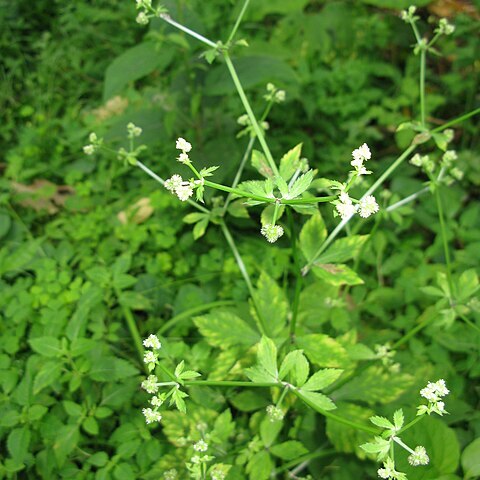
{"left": 219, "top": 220, "right": 267, "bottom": 336}
{"left": 391, "top": 311, "right": 436, "bottom": 350}
{"left": 302, "top": 144, "right": 417, "bottom": 274}
{"left": 158, "top": 301, "right": 236, "bottom": 334}
{"left": 227, "top": 0, "right": 251, "bottom": 45}
{"left": 287, "top": 209, "right": 302, "bottom": 339}
{"left": 160, "top": 13, "right": 217, "bottom": 48}
{"left": 222, "top": 52, "right": 280, "bottom": 177}
{"left": 292, "top": 389, "right": 378, "bottom": 434}
{"left": 393, "top": 436, "right": 415, "bottom": 455}
{"left": 184, "top": 380, "right": 279, "bottom": 387}
{"left": 419, "top": 48, "right": 426, "bottom": 126}
{"left": 398, "top": 414, "right": 424, "bottom": 435}
{"left": 116, "top": 295, "right": 145, "bottom": 366}
{"left": 434, "top": 185, "right": 454, "bottom": 301}
{"left": 431, "top": 107, "right": 480, "bottom": 133}
{"left": 205, "top": 180, "right": 272, "bottom": 203}
{"left": 458, "top": 313, "right": 480, "bottom": 334}
{"left": 157, "top": 362, "right": 179, "bottom": 384}
{"left": 274, "top": 449, "right": 336, "bottom": 474}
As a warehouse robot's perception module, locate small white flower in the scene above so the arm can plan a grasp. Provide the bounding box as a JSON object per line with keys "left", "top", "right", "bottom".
{"left": 193, "top": 440, "right": 208, "bottom": 452}
{"left": 352, "top": 143, "right": 371, "bottom": 163}
{"left": 83, "top": 145, "right": 95, "bottom": 155}
{"left": 163, "top": 469, "right": 178, "bottom": 480}
{"left": 433, "top": 379, "right": 450, "bottom": 397}
{"left": 358, "top": 195, "right": 379, "bottom": 218}
{"left": 176, "top": 137, "right": 192, "bottom": 153}
{"left": 141, "top": 375, "right": 159, "bottom": 394}
{"left": 410, "top": 153, "right": 424, "bottom": 167}
{"left": 437, "top": 18, "right": 455, "bottom": 35}
{"left": 436, "top": 401, "right": 445, "bottom": 412}
{"left": 266, "top": 405, "right": 284, "bottom": 422}
{"left": 336, "top": 201, "right": 356, "bottom": 220}
{"left": 442, "top": 150, "right": 457, "bottom": 163}
{"left": 127, "top": 122, "right": 142, "bottom": 137}
{"left": 150, "top": 396, "right": 163, "bottom": 407}
{"left": 408, "top": 446, "right": 429, "bottom": 466}
{"left": 143, "top": 351, "right": 158, "bottom": 364}
{"left": 237, "top": 114, "right": 250, "bottom": 126}
{"left": 177, "top": 152, "right": 190, "bottom": 164}
{"left": 165, "top": 174, "right": 183, "bottom": 192}
{"left": 191, "top": 455, "right": 201, "bottom": 464}
{"left": 142, "top": 407, "right": 162, "bottom": 424}
{"left": 260, "top": 224, "right": 284, "bottom": 243}
{"left": 143, "top": 334, "right": 161, "bottom": 350}
{"left": 266, "top": 83, "right": 275, "bottom": 92}
{"left": 275, "top": 90, "right": 286, "bottom": 102}
{"left": 339, "top": 191, "right": 352, "bottom": 205}
{"left": 377, "top": 468, "right": 390, "bottom": 479}
{"left": 136, "top": 12, "right": 149, "bottom": 25}
{"left": 88, "top": 132, "right": 98, "bottom": 143}
{"left": 420, "top": 385, "right": 437, "bottom": 402}
{"left": 176, "top": 184, "right": 194, "bottom": 201}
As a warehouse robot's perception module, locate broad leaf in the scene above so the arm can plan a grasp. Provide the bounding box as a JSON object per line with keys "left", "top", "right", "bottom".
{"left": 299, "top": 213, "right": 327, "bottom": 263}
{"left": 315, "top": 235, "right": 368, "bottom": 264}
{"left": 302, "top": 368, "right": 343, "bottom": 391}
{"left": 279, "top": 144, "right": 303, "bottom": 181}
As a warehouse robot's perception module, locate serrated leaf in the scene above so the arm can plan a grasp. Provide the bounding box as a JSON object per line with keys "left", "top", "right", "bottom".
{"left": 7, "top": 427, "right": 31, "bottom": 463}
{"left": 296, "top": 389, "right": 337, "bottom": 411}
{"left": 193, "top": 310, "right": 260, "bottom": 349}
{"left": 178, "top": 370, "right": 201, "bottom": 380}
{"left": 257, "top": 336, "right": 278, "bottom": 380}
{"left": 296, "top": 334, "right": 352, "bottom": 369}
{"left": 312, "top": 263, "right": 364, "bottom": 286}
{"left": 279, "top": 350, "right": 309, "bottom": 387}
{"left": 315, "top": 235, "right": 368, "bottom": 264}
{"left": 246, "top": 450, "right": 274, "bottom": 480}
{"left": 33, "top": 361, "right": 63, "bottom": 394}
{"left": 252, "top": 272, "right": 288, "bottom": 337}
{"left": 53, "top": 424, "right": 80, "bottom": 466}
{"left": 183, "top": 213, "right": 207, "bottom": 224}
{"left": 369, "top": 415, "right": 394, "bottom": 429}
{"left": 299, "top": 212, "right": 327, "bottom": 263}
{"left": 286, "top": 170, "right": 314, "bottom": 199}
{"left": 270, "top": 440, "right": 308, "bottom": 460}
{"left": 245, "top": 365, "right": 277, "bottom": 383}
{"left": 199, "top": 166, "right": 220, "bottom": 177}
{"left": 238, "top": 180, "right": 270, "bottom": 199}
{"left": 360, "top": 436, "right": 391, "bottom": 461}
{"left": 302, "top": 368, "right": 343, "bottom": 391}
{"left": 279, "top": 144, "right": 302, "bottom": 181}
{"left": 393, "top": 410, "right": 404, "bottom": 430}
{"left": 174, "top": 361, "right": 185, "bottom": 378}
{"left": 260, "top": 416, "right": 283, "bottom": 447}
{"left": 275, "top": 175, "right": 289, "bottom": 198}
{"left": 28, "top": 337, "right": 63, "bottom": 357}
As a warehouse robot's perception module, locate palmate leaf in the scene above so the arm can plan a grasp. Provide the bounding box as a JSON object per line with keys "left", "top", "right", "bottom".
{"left": 369, "top": 415, "right": 395, "bottom": 430}
{"left": 360, "top": 436, "right": 391, "bottom": 461}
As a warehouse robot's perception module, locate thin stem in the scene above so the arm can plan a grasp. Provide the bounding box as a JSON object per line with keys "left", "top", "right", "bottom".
{"left": 184, "top": 380, "right": 279, "bottom": 388}
{"left": 458, "top": 313, "right": 480, "bottom": 334}
{"left": 219, "top": 220, "right": 267, "bottom": 336}
{"left": 158, "top": 301, "right": 236, "bottom": 334}
{"left": 398, "top": 414, "right": 424, "bottom": 435}
{"left": 431, "top": 107, "right": 480, "bottom": 133}
{"left": 434, "top": 185, "right": 454, "bottom": 301}
{"left": 222, "top": 52, "right": 280, "bottom": 177}
{"left": 393, "top": 436, "right": 415, "bottom": 455}
{"left": 205, "top": 180, "right": 272, "bottom": 203}
{"left": 227, "top": 0, "right": 251, "bottom": 45}
{"left": 287, "top": 209, "right": 302, "bottom": 339}
{"left": 274, "top": 449, "right": 336, "bottom": 474}
{"left": 391, "top": 312, "right": 436, "bottom": 350}
{"left": 160, "top": 13, "right": 217, "bottom": 48}
{"left": 136, "top": 160, "right": 210, "bottom": 213}
{"left": 222, "top": 136, "right": 256, "bottom": 215}
{"left": 157, "top": 362, "right": 179, "bottom": 384}
{"left": 116, "top": 296, "right": 145, "bottom": 367}
{"left": 292, "top": 389, "right": 378, "bottom": 434}
{"left": 385, "top": 187, "right": 429, "bottom": 212}
{"left": 420, "top": 49, "right": 426, "bottom": 126}
{"left": 302, "top": 144, "right": 417, "bottom": 274}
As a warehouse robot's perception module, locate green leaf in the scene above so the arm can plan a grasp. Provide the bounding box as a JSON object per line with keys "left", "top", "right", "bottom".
{"left": 7, "top": 427, "right": 31, "bottom": 463}
{"left": 112, "top": 273, "right": 137, "bottom": 290}
{"left": 28, "top": 337, "right": 63, "bottom": 357}
{"left": 0, "top": 212, "right": 11, "bottom": 238}
{"left": 193, "top": 310, "right": 260, "bottom": 349}
{"left": 296, "top": 389, "right": 337, "bottom": 411}
{"left": 66, "top": 286, "right": 103, "bottom": 341}
{"left": 462, "top": 438, "right": 480, "bottom": 479}
{"left": 257, "top": 336, "right": 278, "bottom": 380}
{"left": 302, "top": 368, "right": 343, "bottom": 391}
{"left": 87, "top": 452, "right": 109, "bottom": 467}
{"left": 53, "top": 424, "right": 80, "bottom": 466}
{"left": 63, "top": 401, "right": 83, "bottom": 417}
{"left": 369, "top": 415, "right": 394, "bottom": 430}
{"left": 244, "top": 365, "right": 277, "bottom": 383}
{"left": 193, "top": 217, "right": 209, "bottom": 240}
{"left": 83, "top": 416, "right": 99, "bottom": 436}
{"left": 230, "top": 390, "right": 270, "bottom": 412}
{"left": 211, "top": 410, "right": 235, "bottom": 443}
{"left": 246, "top": 450, "right": 274, "bottom": 480}
{"left": 312, "top": 263, "right": 364, "bottom": 286}
{"left": 296, "top": 334, "right": 352, "bottom": 369}
{"left": 287, "top": 170, "right": 314, "bottom": 199}
{"left": 359, "top": 0, "right": 431, "bottom": 8}
{"left": 315, "top": 235, "right": 369, "bottom": 264}
{"left": 279, "top": 144, "right": 303, "bottom": 181}
{"left": 270, "top": 440, "right": 308, "bottom": 460}
{"left": 238, "top": 180, "right": 270, "bottom": 200}
{"left": 260, "top": 416, "right": 283, "bottom": 447}
{"left": 279, "top": 350, "right": 309, "bottom": 387}
{"left": 299, "top": 212, "right": 327, "bottom": 263}
{"left": 359, "top": 436, "right": 391, "bottom": 461}
{"left": 275, "top": 175, "right": 289, "bottom": 198}
{"left": 393, "top": 409, "right": 404, "bottom": 430}
{"left": 88, "top": 357, "right": 138, "bottom": 382}
{"left": 253, "top": 272, "right": 288, "bottom": 337}
{"left": 252, "top": 150, "right": 274, "bottom": 178}
{"left": 33, "top": 361, "right": 63, "bottom": 394}
{"left": 118, "top": 291, "right": 151, "bottom": 310}
{"left": 103, "top": 42, "right": 174, "bottom": 100}
{"left": 457, "top": 269, "right": 479, "bottom": 302}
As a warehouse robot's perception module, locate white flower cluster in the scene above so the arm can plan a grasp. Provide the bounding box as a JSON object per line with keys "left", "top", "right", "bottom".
{"left": 377, "top": 457, "right": 406, "bottom": 480}
{"left": 265, "top": 83, "right": 286, "bottom": 104}
{"left": 83, "top": 132, "right": 101, "bottom": 155}
{"left": 141, "top": 334, "right": 163, "bottom": 424}
{"left": 351, "top": 143, "right": 372, "bottom": 176}
{"left": 408, "top": 445, "right": 430, "bottom": 466}
{"left": 127, "top": 122, "right": 142, "bottom": 138}
{"left": 400, "top": 6, "right": 417, "bottom": 23}
{"left": 163, "top": 469, "right": 178, "bottom": 480}
{"left": 266, "top": 405, "right": 284, "bottom": 422}
{"left": 335, "top": 191, "right": 379, "bottom": 220}
{"left": 164, "top": 138, "right": 197, "bottom": 201}
{"left": 418, "top": 379, "right": 449, "bottom": 416}
{"left": 193, "top": 440, "right": 208, "bottom": 452}
{"left": 260, "top": 224, "right": 284, "bottom": 243}
{"left": 436, "top": 18, "right": 455, "bottom": 35}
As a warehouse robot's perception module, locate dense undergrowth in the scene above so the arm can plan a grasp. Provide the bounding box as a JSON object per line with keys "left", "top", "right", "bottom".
{"left": 0, "top": 0, "right": 479, "bottom": 479}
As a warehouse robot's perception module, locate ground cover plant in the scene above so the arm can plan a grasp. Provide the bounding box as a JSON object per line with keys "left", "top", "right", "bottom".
{"left": 0, "top": 0, "right": 479, "bottom": 479}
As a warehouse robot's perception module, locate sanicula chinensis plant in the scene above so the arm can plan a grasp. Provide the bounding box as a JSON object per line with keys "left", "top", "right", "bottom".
{"left": 81, "top": 2, "right": 480, "bottom": 477}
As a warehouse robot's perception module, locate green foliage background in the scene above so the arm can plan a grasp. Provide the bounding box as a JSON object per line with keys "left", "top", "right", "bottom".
{"left": 0, "top": 0, "right": 479, "bottom": 478}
